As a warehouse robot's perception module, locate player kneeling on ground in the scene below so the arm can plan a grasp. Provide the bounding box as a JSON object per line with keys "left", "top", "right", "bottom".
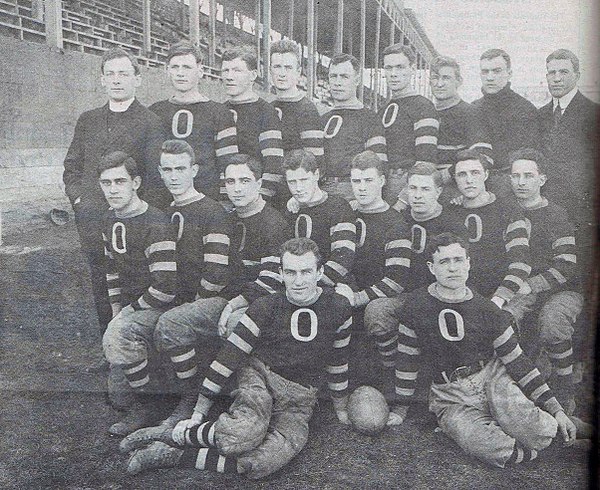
{"left": 121, "top": 238, "right": 353, "bottom": 479}
{"left": 389, "top": 232, "right": 590, "bottom": 467}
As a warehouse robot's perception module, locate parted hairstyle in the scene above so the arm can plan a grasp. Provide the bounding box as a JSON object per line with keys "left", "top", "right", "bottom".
{"left": 270, "top": 39, "right": 302, "bottom": 66}
{"left": 408, "top": 162, "right": 443, "bottom": 188}
{"left": 480, "top": 48, "right": 511, "bottom": 69}
{"left": 329, "top": 53, "right": 360, "bottom": 73}
{"left": 280, "top": 237, "right": 323, "bottom": 268}
{"left": 96, "top": 150, "right": 140, "bottom": 178}
{"left": 283, "top": 149, "right": 319, "bottom": 174}
{"left": 546, "top": 49, "right": 580, "bottom": 74}
{"left": 351, "top": 150, "right": 386, "bottom": 176}
{"left": 222, "top": 45, "right": 258, "bottom": 71}
{"left": 161, "top": 139, "right": 196, "bottom": 166}
{"left": 224, "top": 153, "right": 263, "bottom": 179}
{"left": 430, "top": 55, "right": 462, "bottom": 81}
{"left": 427, "top": 232, "right": 470, "bottom": 259}
{"left": 101, "top": 48, "right": 140, "bottom": 75}
{"left": 454, "top": 149, "right": 492, "bottom": 173}
{"left": 382, "top": 43, "right": 416, "bottom": 65}
{"left": 166, "top": 40, "right": 204, "bottom": 65}
{"left": 508, "top": 148, "right": 547, "bottom": 175}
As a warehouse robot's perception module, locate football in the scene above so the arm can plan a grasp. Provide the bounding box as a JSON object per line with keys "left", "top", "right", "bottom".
{"left": 347, "top": 385, "right": 390, "bottom": 435}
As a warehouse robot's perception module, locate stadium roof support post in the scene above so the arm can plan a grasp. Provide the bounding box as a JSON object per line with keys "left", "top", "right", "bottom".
{"left": 358, "top": 0, "right": 366, "bottom": 102}
{"left": 255, "top": 1, "right": 261, "bottom": 68}
{"left": 389, "top": 21, "right": 395, "bottom": 45}
{"left": 44, "top": 0, "right": 63, "bottom": 50}
{"left": 142, "top": 0, "right": 151, "bottom": 56}
{"left": 288, "top": 0, "right": 294, "bottom": 38}
{"left": 261, "top": 0, "right": 271, "bottom": 90}
{"left": 208, "top": 0, "right": 217, "bottom": 67}
{"left": 373, "top": 3, "right": 382, "bottom": 112}
{"left": 189, "top": 0, "right": 200, "bottom": 48}
{"left": 335, "top": 0, "right": 343, "bottom": 55}
{"left": 306, "top": 0, "right": 315, "bottom": 99}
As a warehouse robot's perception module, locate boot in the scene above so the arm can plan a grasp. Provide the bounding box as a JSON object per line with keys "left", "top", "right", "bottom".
{"left": 109, "top": 394, "right": 159, "bottom": 437}
{"left": 127, "top": 441, "right": 183, "bottom": 475}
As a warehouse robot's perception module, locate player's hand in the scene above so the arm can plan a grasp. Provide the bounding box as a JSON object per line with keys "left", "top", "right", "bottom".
{"left": 287, "top": 197, "right": 300, "bottom": 214}
{"left": 111, "top": 304, "right": 122, "bottom": 319}
{"left": 517, "top": 282, "right": 532, "bottom": 296}
{"left": 171, "top": 412, "right": 205, "bottom": 446}
{"left": 450, "top": 195, "right": 464, "bottom": 206}
{"left": 387, "top": 406, "right": 408, "bottom": 426}
{"left": 336, "top": 409, "right": 351, "bottom": 425}
{"left": 217, "top": 304, "right": 234, "bottom": 337}
{"left": 335, "top": 283, "right": 356, "bottom": 307}
{"left": 555, "top": 410, "right": 576, "bottom": 446}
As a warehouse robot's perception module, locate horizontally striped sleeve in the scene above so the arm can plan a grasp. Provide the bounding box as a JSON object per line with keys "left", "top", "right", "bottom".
{"left": 103, "top": 231, "right": 122, "bottom": 307}
{"left": 133, "top": 224, "right": 177, "bottom": 310}
{"left": 323, "top": 205, "right": 357, "bottom": 284}
{"left": 214, "top": 106, "right": 239, "bottom": 171}
{"left": 413, "top": 103, "right": 439, "bottom": 165}
{"left": 492, "top": 319, "right": 563, "bottom": 415}
{"left": 300, "top": 106, "right": 324, "bottom": 164}
{"left": 493, "top": 215, "right": 532, "bottom": 304}
{"left": 365, "top": 118, "right": 388, "bottom": 165}
{"left": 326, "top": 303, "right": 353, "bottom": 399}
{"left": 198, "top": 214, "right": 232, "bottom": 298}
{"left": 259, "top": 107, "right": 285, "bottom": 200}
{"left": 466, "top": 105, "right": 493, "bottom": 164}
{"left": 395, "top": 316, "right": 421, "bottom": 406}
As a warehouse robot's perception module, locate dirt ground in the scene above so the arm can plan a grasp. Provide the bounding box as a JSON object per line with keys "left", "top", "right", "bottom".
{"left": 0, "top": 220, "right": 596, "bottom": 489}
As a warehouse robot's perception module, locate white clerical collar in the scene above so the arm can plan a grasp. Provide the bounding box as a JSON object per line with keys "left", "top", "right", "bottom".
{"left": 109, "top": 98, "right": 135, "bottom": 112}
{"left": 553, "top": 87, "right": 578, "bottom": 112}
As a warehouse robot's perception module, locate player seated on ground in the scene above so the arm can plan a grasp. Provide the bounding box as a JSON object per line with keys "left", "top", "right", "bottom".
{"left": 99, "top": 151, "right": 177, "bottom": 436}
{"left": 504, "top": 149, "right": 583, "bottom": 414}
{"left": 152, "top": 140, "right": 234, "bottom": 429}
{"left": 120, "top": 238, "right": 353, "bottom": 479}
{"left": 284, "top": 149, "right": 357, "bottom": 287}
{"left": 364, "top": 162, "right": 464, "bottom": 369}
{"left": 446, "top": 149, "right": 533, "bottom": 309}
{"left": 153, "top": 154, "right": 291, "bottom": 425}
{"left": 389, "top": 232, "right": 591, "bottom": 467}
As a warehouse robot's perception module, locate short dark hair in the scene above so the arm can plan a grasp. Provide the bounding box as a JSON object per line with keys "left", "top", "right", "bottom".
{"left": 427, "top": 232, "right": 470, "bottom": 259}
{"left": 329, "top": 53, "right": 360, "bottom": 73}
{"left": 280, "top": 237, "right": 323, "bottom": 268}
{"left": 224, "top": 153, "right": 263, "bottom": 179}
{"left": 546, "top": 49, "right": 580, "bottom": 74}
{"left": 283, "top": 149, "right": 319, "bottom": 174}
{"left": 161, "top": 139, "right": 195, "bottom": 166}
{"left": 508, "top": 148, "right": 547, "bottom": 175}
{"left": 430, "top": 55, "right": 461, "bottom": 81}
{"left": 454, "top": 149, "right": 491, "bottom": 173}
{"left": 97, "top": 150, "right": 140, "bottom": 178}
{"left": 408, "top": 162, "right": 443, "bottom": 188}
{"left": 382, "top": 43, "right": 416, "bottom": 65}
{"left": 222, "top": 45, "right": 257, "bottom": 71}
{"left": 351, "top": 150, "right": 385, "bottom": 176}
{"left": 270, "top": 39, "right": 301, "bottom": 67}
{"left": 480, "top": 48, "right": 511, "bottom": 70}
{"left": 101, "top": 48, "right": 140, "bottom": 75}
{"left": 166, "top": 40, "right": 204, "bottom": 65}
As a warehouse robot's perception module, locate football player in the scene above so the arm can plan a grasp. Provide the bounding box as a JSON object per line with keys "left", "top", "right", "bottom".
{"left": 120, "top": 238, "right": 353, "bottom": 480}
{"left": 389, "top": 232, "right": 589, "bottom": 467}
{"left": 150, "top": 41, "right": 238, "bottom": 199}
{"left": 379, "top": 44, "right": 439, "bottom": 206}
{"left": 504, "top": 149, "right": 583, "bottom": 413}
{"left": 221, "top": 46, "right": 284, "bottom": 202}
{"left": 99, "top": 151, "right": 177, "bottom": 436}
{"left": 321, "top": 54, "right": 387, "bottom": 202}
{"left": 284, "top": 149, "right": 356, "bottom": 287}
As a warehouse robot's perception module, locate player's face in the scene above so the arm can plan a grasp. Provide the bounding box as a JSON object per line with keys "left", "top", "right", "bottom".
{"left": 159, "top": 152, "right": 198, "bottom": 196}
{"left": 328, "top": 61, "right": 360, "bottom": 102}
{"left": 383, "top": 52, "right": 412, "bottom": 94}
{"left": 285, "top": 167, "right": 320, "bottom": 204}
{"left": 167, "top": 54, "right": 203, "bottom": 93}
{"left": 407, "top": 174, "right": 441, "bottom": 214}
{"left": 281, "top": 251, "right": 323, "bottom": 303}
{"left": 99, "top": 165, "right": 141, "bottom": 211}
{"left": 430, "top": 66, "right": 461, "bottom": 101}
{"left": 224, "top": 163, "right": 262, "bottom": 207}
{"left": 546, "top": 59, "right": 579, "bottom": 98}
{"left": 480, "top": 56, "right": 511, "bottom": 95}
{"left": 221, "top": 57, "right": 257, "bottom": 98}
{"left": 428, "top": 243, "right": 470, "bottom": 290}
{"left": 454, "top": 159, "right": 488, "bottom": 200}
{"left": 270, "top": 52, "right": 301, "bottom": 92}
{"left": 510, "top": 159, "right": 546, "bottom": 202}
{"left": 101, "top": 57, "right": 141, "bottom": 102}
{"left": 351, "top": 168, "right": 385, "bottom": 207}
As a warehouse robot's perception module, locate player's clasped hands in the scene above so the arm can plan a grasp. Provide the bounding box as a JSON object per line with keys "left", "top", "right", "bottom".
{"left": 171, "top": 412, "right": 205, "bottom": 446}
{"left": 217, "top": 303, "right": 234, "bottom": 337}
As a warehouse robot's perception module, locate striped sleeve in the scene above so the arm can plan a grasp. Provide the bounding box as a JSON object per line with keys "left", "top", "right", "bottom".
{"left": 492, "top": 319, "right": 563, "bottom": 415}
{"left": 133, "top": 225, "right": 177, "bottom": 310}
{"left": 214, "top": 106, "right": 239, "bottom": 171}
{"left": 325, "top": 305, "right": 353, "bottom": 399}
{"left": 103, "top": 231, "right": 122, "bottom": 307}
{"left": 493, "top": 216, "right": 532, "bottom": 304}
{"left": 198, "top": 214, "right": 232, "bottom": 298}
{"left": 323, "top": 206, "right": 357, "bottom": 284}
{"left": 466, "top": 105, "right": 493, "bottom": 164}
{"left": 300, "top": 107, "right": 324, "bottom": 163}
{"left": 259, "top": 108, "right": 285, "bottom": 200}
{"left": 394, "top": 319, "right": 421, "bottom": 406}
{"left": 413, "top": 104, "right": 439, "bottom": 165}
{"left": 365, "top": 117, "right": 388, "bottom": 164}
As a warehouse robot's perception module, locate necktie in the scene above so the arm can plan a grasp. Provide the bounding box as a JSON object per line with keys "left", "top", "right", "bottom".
{"left": 553, "top": 101, "right": 562, "bottom": 126}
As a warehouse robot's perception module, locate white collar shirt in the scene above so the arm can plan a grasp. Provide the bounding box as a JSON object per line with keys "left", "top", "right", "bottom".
{"left": 552, "top": 86, "right": 578, "bottom": 114}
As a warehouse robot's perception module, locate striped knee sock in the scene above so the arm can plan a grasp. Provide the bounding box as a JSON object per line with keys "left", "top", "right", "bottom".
{"left": 122, "top": 358, "right": 150, "bottom": 389}
{"left": 547, "top": 341, "right": 574, "bottom": 385}
{"left": 506, "top": 444, "right": 539, "bottom": 466}
{"left": 172, "top": 421, "right": 218, "bottom": 448}
{"left": 168, "top": 345, "right": 199, "bottom": 381}
{"left": 375, "top": 332, "right": 398, "bottom": 368}
{"left": 180, "top": 448, "right": 241, "bottom": 474}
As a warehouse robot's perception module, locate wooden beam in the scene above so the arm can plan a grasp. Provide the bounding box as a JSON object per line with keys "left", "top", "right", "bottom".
{"left": 307, "top": 0, "right": 315, "bottom": 99}
{"left": 288, "top": 0, "right": 294, "bottom": 38}
{"left": 373, "top": 3, "right": 381, "bottom": 111}
{"left": 44, "top": 0, "right": 63, "bottom": 49}
{"left": 358, "top": 0, "right": 366, "bottom": 102}
{"left": 261, "top": 0, "right": 271, "bottom": 90}
{"left": 335, "top": 0, "right": 343, "bottom": 54}
{"left": 142, "top": 0, "right": 151, "bottom": 56}
{"left": 208, "top": 0, "right": 217, "bottom": 67}
{"left": 189, "top": 0, "right": 200, "bottom": 47}
{"left": 389, "top": 19, "right": 395, "bottom": 45}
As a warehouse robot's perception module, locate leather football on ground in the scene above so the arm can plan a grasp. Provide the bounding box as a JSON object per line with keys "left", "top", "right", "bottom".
{"left": 347, "top": 386, "right": 390, "bottom": 435}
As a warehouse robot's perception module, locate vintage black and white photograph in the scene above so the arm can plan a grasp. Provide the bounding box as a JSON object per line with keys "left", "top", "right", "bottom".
{"left": 0, "top": 0, "right": 597, "bottom": 488}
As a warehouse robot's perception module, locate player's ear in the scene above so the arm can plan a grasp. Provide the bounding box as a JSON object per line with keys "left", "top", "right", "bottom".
{"left": 134, "top": 73, "right": 142, "bottom": 88}
{"left": 132, "top": 175, "right": 142, "bottom": 190}
{"left": 539, "top": 174, "right": 547, "bottom": 187}
{"left": 427, "top": 260, "right": 435, "bottom": 275}
{"left": 316, "top": 265, "right": 324, "bottom": 281}
{"left": 191, "top": 163, "right": 199, "bottom": 178}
